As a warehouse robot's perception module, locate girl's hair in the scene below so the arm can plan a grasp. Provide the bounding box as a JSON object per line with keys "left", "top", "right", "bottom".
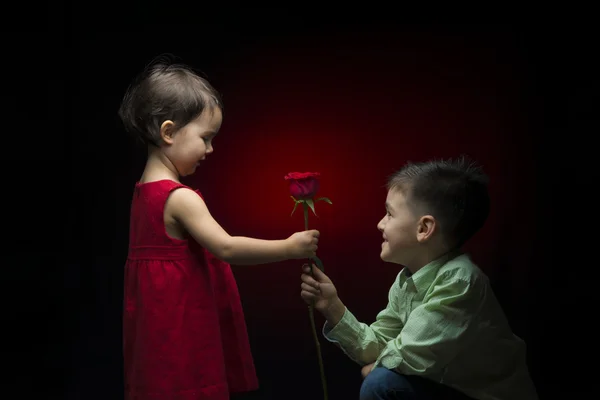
{"left": 118, "top": 56, "right": 223, "bottom": 146}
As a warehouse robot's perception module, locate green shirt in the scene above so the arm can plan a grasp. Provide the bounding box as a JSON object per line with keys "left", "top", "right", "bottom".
{"left": 323, "top": 251, "right": 538, "bottom": 400}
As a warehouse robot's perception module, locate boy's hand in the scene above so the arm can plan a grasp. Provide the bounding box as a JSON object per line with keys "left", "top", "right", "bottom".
{"left": 287, "top": 230, "right": 319, "bottom": 259}
{"left": 301, "top": 264, "right": 346, "bottom": 326}
{"left": 361, "top": 362, "right": 375, "bottom": 379}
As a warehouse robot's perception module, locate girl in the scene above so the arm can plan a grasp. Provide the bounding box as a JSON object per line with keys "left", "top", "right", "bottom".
{"left": 118, "top": 59, "right": 319, "bottom": 400}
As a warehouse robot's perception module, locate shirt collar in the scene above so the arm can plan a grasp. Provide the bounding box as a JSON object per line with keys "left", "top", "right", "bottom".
{"left": 399, "top": 249, "right": 463, "bottom": 293}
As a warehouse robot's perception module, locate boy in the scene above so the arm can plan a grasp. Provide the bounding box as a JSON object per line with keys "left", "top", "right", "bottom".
{"left": 301, "top": 157, "right": 538, "bottom": 400}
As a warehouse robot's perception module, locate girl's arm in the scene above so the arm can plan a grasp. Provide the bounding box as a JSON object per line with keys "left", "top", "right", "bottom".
{"left": 167, "top": 187, "right": 318, "bottom": 265}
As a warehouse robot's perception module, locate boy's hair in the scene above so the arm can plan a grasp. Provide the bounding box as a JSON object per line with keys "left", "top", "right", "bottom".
{"left": 387, "top": 156, "right": 490, "bottom": 248}
{"left": 118, "top": 56, "right": 223, "bottom": 146}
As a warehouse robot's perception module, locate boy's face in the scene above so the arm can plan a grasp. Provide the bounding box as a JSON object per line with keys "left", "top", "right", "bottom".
{"left": 377, "top": 189, "right": 421, "bottom": 266}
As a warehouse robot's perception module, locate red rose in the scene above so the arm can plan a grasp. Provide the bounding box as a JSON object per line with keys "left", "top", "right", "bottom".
{"left": 284, "top": 172, "right": 321, "bottom": 200}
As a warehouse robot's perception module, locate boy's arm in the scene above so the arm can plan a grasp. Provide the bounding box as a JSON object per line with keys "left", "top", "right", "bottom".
{"left": 320, "top": 274, "right": 405, "bottom": 366}
{"left": 374, "top": 273, "right": 482, "bottom": 375}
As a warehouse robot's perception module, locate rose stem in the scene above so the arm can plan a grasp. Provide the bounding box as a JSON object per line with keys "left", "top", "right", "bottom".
{"left": 304, "top": 202, "right": 329, "bottom": 400}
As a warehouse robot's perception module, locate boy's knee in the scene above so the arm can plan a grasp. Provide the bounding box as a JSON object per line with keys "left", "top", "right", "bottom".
{"left": 359, "top": 367, "right": 412, "bottom": 400}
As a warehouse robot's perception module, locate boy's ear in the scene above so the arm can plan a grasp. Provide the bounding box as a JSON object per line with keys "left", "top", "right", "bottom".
{"left": 160, "top": 120, "right": 176, "bottom": 144}
{"left": 416, "top": 215, "right": 436, "bottom": 243}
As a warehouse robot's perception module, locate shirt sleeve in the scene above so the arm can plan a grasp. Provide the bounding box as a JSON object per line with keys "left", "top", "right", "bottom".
{"left": 374, "top": 273, "right": 483, "bottom": 375}
{"left": 322, "top": 275, "right": 404, "bottom": 366}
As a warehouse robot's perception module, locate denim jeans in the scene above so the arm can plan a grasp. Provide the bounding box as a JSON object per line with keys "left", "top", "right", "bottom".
{"left": 360, "top": 367, "right": 474, "bottom": 400}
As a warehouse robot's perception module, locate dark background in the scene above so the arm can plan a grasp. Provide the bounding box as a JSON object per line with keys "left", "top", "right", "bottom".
{"left": 30, "top": 15, "right": 598, "bottom": 400}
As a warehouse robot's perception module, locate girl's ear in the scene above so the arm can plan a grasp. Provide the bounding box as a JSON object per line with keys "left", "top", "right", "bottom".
{"left": 160, "top": 120, "right": 176, "bottom": 144}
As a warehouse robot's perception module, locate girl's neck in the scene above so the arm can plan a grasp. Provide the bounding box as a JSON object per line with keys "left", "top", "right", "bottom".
{"left": 140, "top": 147, "right": 180, "bottom": 183}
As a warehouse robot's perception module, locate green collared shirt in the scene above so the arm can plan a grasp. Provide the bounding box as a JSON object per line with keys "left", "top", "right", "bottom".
{"left": 323, "top": 251, "right": 538, "bottom": 400}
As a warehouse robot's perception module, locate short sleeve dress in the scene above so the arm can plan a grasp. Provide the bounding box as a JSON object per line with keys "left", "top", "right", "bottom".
{"left": 123, "top": 179, "right": 258, "bottom": 399}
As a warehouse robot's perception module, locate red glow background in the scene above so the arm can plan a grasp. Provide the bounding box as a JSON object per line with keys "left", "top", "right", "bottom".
{"left": 183, "top": 31, "right": 538, "bottom": 397}
{"left": 57, "top": 24, "right": 576, "bottom": 399}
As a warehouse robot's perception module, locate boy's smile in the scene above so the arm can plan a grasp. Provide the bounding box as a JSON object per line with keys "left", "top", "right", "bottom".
{"left": 377, "top": 189, "right": 420, "bottom": 266}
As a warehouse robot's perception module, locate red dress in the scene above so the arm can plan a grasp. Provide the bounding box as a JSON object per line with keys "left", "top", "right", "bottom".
{"left": 123, "top": 180, "right": 259, "bottom": 399}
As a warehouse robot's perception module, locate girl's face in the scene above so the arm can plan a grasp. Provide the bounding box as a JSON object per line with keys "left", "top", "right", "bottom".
{"left": 162, "top": 107, "right": 223, "bottom": 176}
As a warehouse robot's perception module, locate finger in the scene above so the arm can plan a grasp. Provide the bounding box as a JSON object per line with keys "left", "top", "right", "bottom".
{"left": 301, "top": 282, "right": 319, "bottom": 294}
{"left": 301, "top": 290, "right": 318, "bottom": 301}
{"left": 302, "top": 265, "right": 311, "bottom": 273}
{"left": 311, "top": 265, "right": 329, "bottom": 281}
{"left": 300, "top": 274, "right": 320, "bottom": 288}
{"left": 311, "top": 229, "right": 320, "bottom": 238}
